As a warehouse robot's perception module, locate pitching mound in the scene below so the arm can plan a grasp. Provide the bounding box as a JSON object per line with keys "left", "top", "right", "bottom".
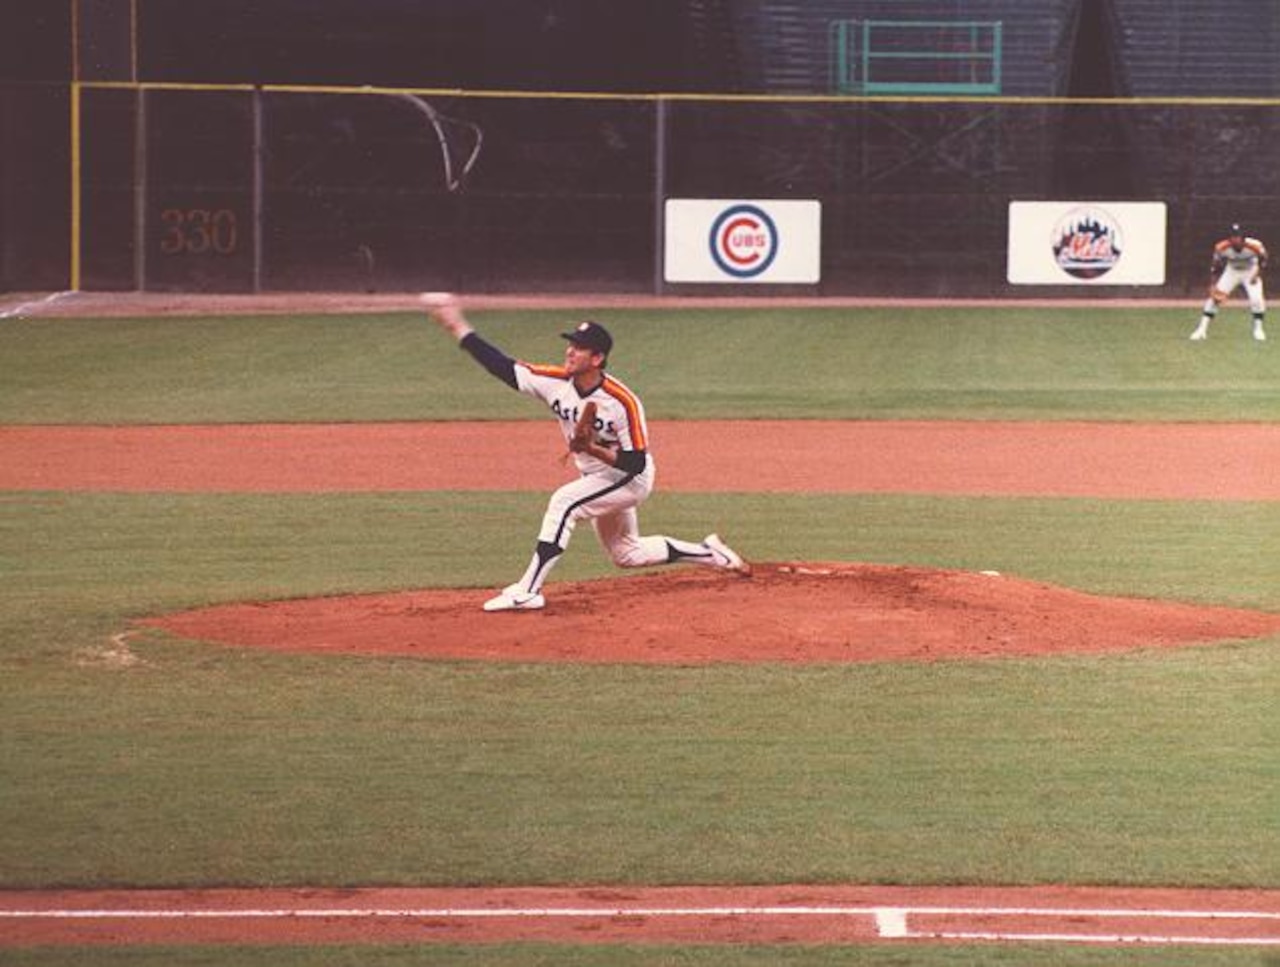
{"left": 140, "top": 563, "right": 1280, "bottom": 664}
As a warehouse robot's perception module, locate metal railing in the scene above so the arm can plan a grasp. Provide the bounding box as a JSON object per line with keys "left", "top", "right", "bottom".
{"left": 830, "top": 20, "right": 1003, "bottom": 96}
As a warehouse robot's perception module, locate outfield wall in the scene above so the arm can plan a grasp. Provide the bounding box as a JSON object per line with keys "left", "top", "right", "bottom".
{"left": 6, "top": 82, "right": 1280, "bottom": 298}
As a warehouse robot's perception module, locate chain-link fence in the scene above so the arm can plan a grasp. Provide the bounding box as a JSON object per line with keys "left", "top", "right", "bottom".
{"left": 8, "top": 82, "right": 1280, "bottom": 296}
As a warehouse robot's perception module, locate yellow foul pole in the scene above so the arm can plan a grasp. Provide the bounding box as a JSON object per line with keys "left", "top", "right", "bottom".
{"left": 70, "top": 83, "right": 82, "bottom": 292}
{"left": 69, "top": 0, "right": 82, "bottom": 291}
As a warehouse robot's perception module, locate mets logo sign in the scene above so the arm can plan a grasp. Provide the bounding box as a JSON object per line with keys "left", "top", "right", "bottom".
{"left": 1052, "top": 207, "right": 1123, "bottom": 279}
{"left": 709, "top": 204, "right": 780, "bottom": 278}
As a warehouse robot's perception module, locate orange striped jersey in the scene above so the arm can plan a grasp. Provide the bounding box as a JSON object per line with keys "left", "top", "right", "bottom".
{"left": 1213, "top": 235, "right": 1268, "bottom": 272}
{"left": 517, "top": 362, "right": 650, "bottom": 475}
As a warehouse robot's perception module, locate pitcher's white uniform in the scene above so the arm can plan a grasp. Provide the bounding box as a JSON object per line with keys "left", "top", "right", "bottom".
{"left": 1191, "top": 225, "right": 1268, "bottom": 341}
{"left": 424, "top": 304, "right": 748, "bottom": 612}
{"left": 515, "top": 361, "right": 669, "bottom": 570}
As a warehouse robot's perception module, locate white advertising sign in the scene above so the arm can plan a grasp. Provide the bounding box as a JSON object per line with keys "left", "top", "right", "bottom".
{"left": 664, "top": 199, "right": 821, "bottom": 283}
{"left": 1007, "top": 201, "right": 1167, "bottom": 285}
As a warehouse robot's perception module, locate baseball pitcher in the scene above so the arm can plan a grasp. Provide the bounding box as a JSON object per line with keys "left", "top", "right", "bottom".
{"left": 424, "top": 294, "right": 749, "bottom": 612}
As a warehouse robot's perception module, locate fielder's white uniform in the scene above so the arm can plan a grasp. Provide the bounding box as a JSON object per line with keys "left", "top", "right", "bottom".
{"left": 1191, "top": 228, "right": 1268, "bottom": 341}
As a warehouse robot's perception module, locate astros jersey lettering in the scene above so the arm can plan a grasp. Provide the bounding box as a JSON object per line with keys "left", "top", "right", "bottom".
{"left": 516, "top": 362, "right": 649, "bottom": 476}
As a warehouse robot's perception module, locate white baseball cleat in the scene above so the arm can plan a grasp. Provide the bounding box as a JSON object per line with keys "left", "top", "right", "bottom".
{"left": 703, "top": 534, "right": 751, "bottom": 575}
{"left": 482, "top": 585, "right": 546, "bottom": 612}
{"left": 1254, "top": 324, "right": 1267, "bottom": 342}
{"left": 1189, "top": 327, "right": 1208, "bottom": 341}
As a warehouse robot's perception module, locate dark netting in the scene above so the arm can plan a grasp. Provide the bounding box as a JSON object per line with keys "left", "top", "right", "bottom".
{"left": 260, "top": 92, "right": 656, "bottom": 292}
{"left": 0, "top": 83, "right": 70, "bottom": 290}
{"left": 72, "top": 88, "right": 1280, "bottom": 297}
{"left": 80, "top": 88, "right": 257, "bottom": 292}
{"left": 78, "top": 87, "right": 136, "bottom": 290}
{"left": 143, "top": 90, "right": 256, "bottom": 291}
{"left": 658, "top": 98, "right": 1280, "bottom": 296}
{"left": 666, "top": 99, "right": 1045, "bottom": 295}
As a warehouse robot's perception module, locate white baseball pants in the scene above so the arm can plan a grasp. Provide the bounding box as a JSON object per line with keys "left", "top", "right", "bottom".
{"left": 512, "top": 460, "right": 719, "bottom": 595}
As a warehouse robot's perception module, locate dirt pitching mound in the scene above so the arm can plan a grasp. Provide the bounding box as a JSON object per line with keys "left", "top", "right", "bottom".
{"left": 140, "top": 563, "right": 1280, "bottom": 665}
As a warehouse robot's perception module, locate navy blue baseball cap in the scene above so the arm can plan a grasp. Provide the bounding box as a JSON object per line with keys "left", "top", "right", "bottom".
{"left": 561, "top": 320, "right": 613, "bottom": 356}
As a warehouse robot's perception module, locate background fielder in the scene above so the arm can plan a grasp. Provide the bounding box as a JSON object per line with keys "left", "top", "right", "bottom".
{"left": 1190, "top": 223, "right": 1268, "bottom": 342}
{"left": 425, "top": 295, "right": 749, "bottom": 612}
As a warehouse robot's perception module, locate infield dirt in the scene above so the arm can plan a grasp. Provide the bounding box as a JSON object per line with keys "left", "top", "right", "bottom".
{"left": 142, "top": 560, "right": 1280, "bottom": 665}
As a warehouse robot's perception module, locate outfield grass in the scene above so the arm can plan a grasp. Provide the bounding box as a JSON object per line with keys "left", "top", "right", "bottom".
{"left": 1, "top": 306, "right": 1276, "bottom": 965}
{"left": 0, "top": 306, "right": 1277, "bottom": 423}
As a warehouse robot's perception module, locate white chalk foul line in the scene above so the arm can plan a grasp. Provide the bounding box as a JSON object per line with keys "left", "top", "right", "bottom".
{"left": 1, "top": 903, "right": 1278, "bottom": 946}
{"left": 922, "top": 930, "right": 1280, "bottom": 946}
{"left": 0, "top": 291, "right": 76, "bottom": 319}
{"left": 3, "top": 904, "right": 1278, "bottom": 921}
{"left": 895, "top": 906, "right": 1280, "bottom": 946}
{"left": 899, "top": 905, "right": 1280, "bottom": 920}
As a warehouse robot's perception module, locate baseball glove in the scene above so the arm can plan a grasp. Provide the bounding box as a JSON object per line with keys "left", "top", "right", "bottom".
{"left": 569, "top": 401, "right": 598, "bottom": 453}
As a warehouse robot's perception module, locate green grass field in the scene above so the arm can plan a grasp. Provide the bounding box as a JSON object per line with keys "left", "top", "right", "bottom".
{"left": 1, "top": 305, "right": 1277, "bottom": 966}
{"left": 1, "top": 305, "right": 1277, "bottom": 423}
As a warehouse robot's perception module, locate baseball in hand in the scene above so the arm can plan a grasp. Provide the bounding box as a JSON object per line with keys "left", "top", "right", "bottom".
{"left": 420, "top": 292, "right": 472, "bottom": 340}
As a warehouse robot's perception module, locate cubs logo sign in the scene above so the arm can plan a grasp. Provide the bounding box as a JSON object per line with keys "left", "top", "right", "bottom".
{"left": 709, "top": 204, "right": 780, "bottom": 279}
{"left": 1052, "top": 207, "right": 1124, "bottom": 280}
{"left": 664, "top": 199, "right": 821, "bottom": 284}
